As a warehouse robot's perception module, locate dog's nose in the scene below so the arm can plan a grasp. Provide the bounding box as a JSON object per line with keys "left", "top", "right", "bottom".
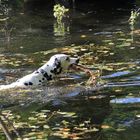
{"left": 76, "top": 58, "right": 79, "bottom": 64}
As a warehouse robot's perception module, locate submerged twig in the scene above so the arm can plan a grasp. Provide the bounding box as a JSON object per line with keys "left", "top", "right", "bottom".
{"left": 0, "top": 112, "right": 22, "bottom": 140}
{"left": 46, "top": 111, "right": 57, "bottom": 123}
{"left": 0, "top": 114, "right": 13, "bottom": 140}
{"left": 1, "top": 113, "right": 22, "bottom": 139}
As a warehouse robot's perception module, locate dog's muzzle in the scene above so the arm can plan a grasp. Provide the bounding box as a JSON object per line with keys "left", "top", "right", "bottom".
{"left": 68, "top": 58, "right": 79, "bottom": 70}
{"left": 75, "top": 58, "right": 79, "bottom": 64}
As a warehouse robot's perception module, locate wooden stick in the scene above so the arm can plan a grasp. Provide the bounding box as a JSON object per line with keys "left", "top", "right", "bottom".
{"left": 71, "top": 64, "right": 97, "bottom": 78}
{"left": 71, "top": 64, "right": 92, "bottom": 74}
{"left": 70, "top": 64, "right": 98, "bottom": 85}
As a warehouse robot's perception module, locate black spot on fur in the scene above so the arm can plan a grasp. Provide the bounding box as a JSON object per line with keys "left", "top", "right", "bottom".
{"left": 43, "top": 72, "right": 52, "bottom": 80}
{"left": 40, "top": 69, "right": 45, "bottom": 74}
{"left": 54, "top": 58, "right": 61, "bottom": 68}
{"left": 43, "top": 72, "right": 48, "bottom": 78}
{"left": 49, "top": 75, "right": 52, "bottom": 80}
{"left": 35, "top": 71, "right": 39, "bottom": 74}
{"left": 51, "top": 67, "right": 62, "bottom": 74}
{"left": 38, "top": 69, "right": 52, "bottom": 81}
{"left": 29, "top": 82, "right": 33, "bottom": 85}
{"left": 50, "top": 68, "right": 57, "bottom": 74}
{"left": 24, "top": 82, "right": 28, "bottom": 86}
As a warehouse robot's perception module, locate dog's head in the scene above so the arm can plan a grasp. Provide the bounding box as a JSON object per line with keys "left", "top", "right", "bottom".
{"left": 49, "top": 54, "right": 79, "bottom": 74}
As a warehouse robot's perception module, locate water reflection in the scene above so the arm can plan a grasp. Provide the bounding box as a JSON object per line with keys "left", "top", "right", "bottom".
{"left": 12, "top": 94, "right": 111, "bottom": 140}
{"left": 53, "top": 22, "right": 70, "bottom": 36}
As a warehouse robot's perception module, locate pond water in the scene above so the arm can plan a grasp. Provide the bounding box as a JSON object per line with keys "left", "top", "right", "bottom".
{"left": 0, "top": 1, "right": 140, "bottom": 140}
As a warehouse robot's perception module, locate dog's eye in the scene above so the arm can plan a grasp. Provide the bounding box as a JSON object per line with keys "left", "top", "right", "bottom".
{"left": 66, "top": 57, "right": 70, "bottom": 61}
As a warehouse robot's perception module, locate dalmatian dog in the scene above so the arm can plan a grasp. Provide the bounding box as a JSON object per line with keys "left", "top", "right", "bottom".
{"left": 0, "top": 54, "right": 79, "bottom": 90}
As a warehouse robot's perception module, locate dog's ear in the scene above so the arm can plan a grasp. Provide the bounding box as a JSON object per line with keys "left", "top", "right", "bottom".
{"left": 54, "top": 58, "right": 61, "bottom": 68}
{"left": 51, "top": 58, "right": 62, "bottom": 74}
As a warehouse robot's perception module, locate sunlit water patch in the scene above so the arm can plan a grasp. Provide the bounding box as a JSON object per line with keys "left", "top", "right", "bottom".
{"left": 106, "top": 81, "right": 140, "bottom": 87}
{"left": 102, "top": 71, "right": 132, "bottom": 79}
{"left": 110, "top": 97, "right": 140, "bottom": 104}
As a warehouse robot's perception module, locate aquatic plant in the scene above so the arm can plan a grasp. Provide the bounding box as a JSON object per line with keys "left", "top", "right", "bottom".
{"left": 53, "top": 4, "right": 69, "bottom": 24}
{"left": 128, "top": 9, "right": 140, "bottom": 42}
{"left": 53, "top": 4, "right": 69, "bottom": 36}
{"left": 129, "top": 9, "right": 140, "bottom": 28}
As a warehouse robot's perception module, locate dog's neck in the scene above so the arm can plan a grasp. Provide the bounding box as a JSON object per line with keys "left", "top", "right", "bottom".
{"left": 36, "top": 60, "right": 61, "bottom": 80}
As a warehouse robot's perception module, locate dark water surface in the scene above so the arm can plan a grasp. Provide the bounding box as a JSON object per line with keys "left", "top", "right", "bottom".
{"left": 0, "top": 1, "right": 140, "bottom": 140}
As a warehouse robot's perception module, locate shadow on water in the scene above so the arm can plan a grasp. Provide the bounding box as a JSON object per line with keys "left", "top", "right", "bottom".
{"left": 0, "top": 0, "right": 140, "bottom": 140}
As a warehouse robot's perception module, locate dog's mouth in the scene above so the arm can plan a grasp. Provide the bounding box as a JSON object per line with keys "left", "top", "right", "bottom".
{"left": 69, "top": 64, "right": 80, "bottom": 71}
{"left": 75, "top": 58, "right": 80, "bottom": 64}
{"left": 68, "top": 58, "right": 80, "bottom": 70}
